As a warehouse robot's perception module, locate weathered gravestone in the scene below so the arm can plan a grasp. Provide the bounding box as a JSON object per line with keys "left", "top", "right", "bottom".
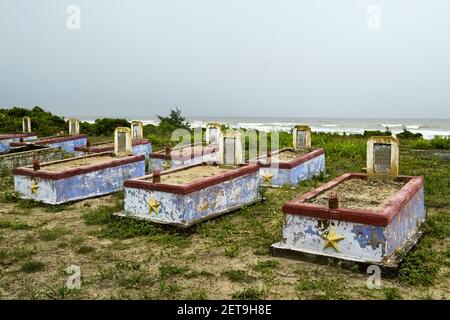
{"left": 114, "top": 127, "right": 132, "bottom": 157}
{"left": 367, "top": 136, "right": 399, "bottom": 179}
{"left": 131, "top": 121, "right": 143, "bottom": 140}
{"left": 22, "top": 117, "right": 31, "bottom": 133}
{"left": 205, "top": 123, "right": 223, "bottom": 145}
{"left": 292, "top": 125, "right": 312, "bottom": 150}
{"left": 68, "top": 118, "right": 80, "bottom": 135}
{"left": 220, "top": 131, "right": 243, "bottom": 165}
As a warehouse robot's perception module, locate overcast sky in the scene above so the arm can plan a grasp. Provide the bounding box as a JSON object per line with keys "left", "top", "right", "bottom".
{"left": 1, "top": 0, "right": 450, "bottom": 118}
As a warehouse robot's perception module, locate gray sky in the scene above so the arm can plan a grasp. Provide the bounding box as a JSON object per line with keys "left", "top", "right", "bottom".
{"left": 1, "top": 0, "right": 450, "bottom": 118}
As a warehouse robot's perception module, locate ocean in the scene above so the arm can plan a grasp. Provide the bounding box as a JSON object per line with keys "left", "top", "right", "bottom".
{"left": 78, "top": 116, "right": 450, "bottom": 140}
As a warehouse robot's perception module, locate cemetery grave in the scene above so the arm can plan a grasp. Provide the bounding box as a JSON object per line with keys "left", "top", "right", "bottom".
{"left": 12, "top": 127, "right": 145, "bottom": 204}
{"left": 149, "top": 142, "right": 219, "bottom": 172}
{"left": 255, "top": 125, "right": 325, "bottom": 187}
{"left": 271, "top": 136, "right": 426, "bottom": 270}
{"left": 75, "top": 121, "right": 151, "bottom": 159}
{"left": 118, "top": 130, "right": 260, "bottom": 227}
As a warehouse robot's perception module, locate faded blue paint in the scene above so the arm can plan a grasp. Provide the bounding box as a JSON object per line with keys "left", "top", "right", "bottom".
{"left": 272, "top": 179, "right": 426, "bottom": 264}
{"left": 351, "top": 225, "right": 386, "bottom": 255}
{"left": 43, "top": 137, "right": 87, "bottom": 154}
{"left": 75, "top": 141, "right": 152, "bottom": 159}
{"left": 123, "top": 170, "right": 260, "bottom": 227}
{"left": 0, "top": 135, "right": 37, "bottom": 154}
{"left": 131, "top": 143, "right": 152, "bottom": 159}
{"left": 384, "top": 186, "right": 426, "bottom": 255}
{"left": 14, "top": 159, "right": 145, "bottom": 204}
{"left": 260, "top": 153, "right": 325, "bottom": 187}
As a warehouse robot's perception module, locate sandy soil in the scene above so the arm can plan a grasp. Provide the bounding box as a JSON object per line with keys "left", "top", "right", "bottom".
{"left": 40, "top": 155, "right": 114, "bottom": 172}
{"left": 260, "top": 148, "right": 315, "bottom": 163}
{"left": 156, "top": 165, "right": 234, "bottom": 184}
{"left": 308, "top": 179, "right": 405, "bottom": 211}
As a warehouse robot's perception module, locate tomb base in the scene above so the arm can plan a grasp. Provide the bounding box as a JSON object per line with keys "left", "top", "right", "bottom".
{"left": 13, "top": 152, "right": 145, "bottom": 204}
{"left": 121, "top": 163, "right": 261, "bottom": 227}
{"left": 256, "top": 148, "right": 325, "bottom": 187}
{"left": 272, "top": 173, "right": 426, "bottom": 268}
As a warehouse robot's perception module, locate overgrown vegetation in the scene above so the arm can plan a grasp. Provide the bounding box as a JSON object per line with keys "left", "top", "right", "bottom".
{"left": 0, "top": 107, "right": 449, "bottom": 299}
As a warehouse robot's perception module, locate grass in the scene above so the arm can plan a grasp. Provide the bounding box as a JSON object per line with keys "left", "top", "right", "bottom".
{"left": 0, "top": 131, "right": 449, "bottom": 299}
{"left": 38, "top": 227, "right": 70, "bottom": 241}
{"left": 158, "top": 263, "right": 188, "bottom": 279}
{"left": 76, "top": 245, "right": 95, "bottom": 254}
{"left": 232, "top": 287, "right": 264, "bottom": 300}
{"left": 0, "top": 219, "right": 33, "bottom": 230}
{"left": 222, "top": 269, "right": 255, "bottom": 283}
{"left": 20, "top": 260, "right": 45, "bottom": 273}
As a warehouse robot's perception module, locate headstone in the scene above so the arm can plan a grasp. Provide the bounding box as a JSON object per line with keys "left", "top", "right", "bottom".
{"left": 22, "top": 117, "right": 31, "bottom": 133}
{"left": 220, "top": 130, "right": 244, "bottom": 165}
{"left": 131, "top": 121, "right": 143, "bottom": 140}
{"left": 205, "top": 123, "right": 223, "bottom": 145}
{"left": 224, "top": 137, "right": 236, "bottom": 164}
{"left": 292, "top": 125, "right": 311, "bottom": 149}
{"left": 114, "top": 127, "right": 132, "bottom": 156}
{"left": 209, "top": 128, "right": 219, "bottom": 145}
{"left": 367, "top": 136, "right": 399, "bottom": 180}
{"left": 68, "top": 118, "right": 80, "bottom": 135}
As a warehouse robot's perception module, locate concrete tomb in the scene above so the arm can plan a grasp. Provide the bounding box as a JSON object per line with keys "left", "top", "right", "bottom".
{"left": 271, "top": 137, "right": 425, "bottom": 269}
{"left": 0, "top": 144, "right": 62, "bottom": 173}
{"left": 75, "top": 139, "right": 152, "bottom": 159}
{"left": 13, "top": 129, "right": 145, "bottom": 204}
{"left": 149, "top": 142, "right": 219, "bottom": 173}
{"left": 33, "top": 134, "right": 87, "bottom": 154}
{"left": 256, "top": 147, "right": 325, "bottom": 187}
{"left": 0, "top": 133, "right": 37, "bottom": 154}
{"left": 119, "top": 162, "right": 261, "bottom": 227}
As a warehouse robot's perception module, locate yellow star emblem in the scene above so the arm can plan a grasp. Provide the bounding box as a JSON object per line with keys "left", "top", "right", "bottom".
{"left": 197, "top": 199, "right": 209, "bottom": 212}
{"left": 261, "top": 172, "right": 273, "bottom": 184}
{"left": 323, "top": 227, "right": 345, "bottom": 252}
{"left": 31, "top": 180, "right": 40, "bottom": 194}
{"left": 147, "top": 197, "right": 160, "bottom": 214}
{"left": 162, "top": 161, "right": 171, "bottom": 171}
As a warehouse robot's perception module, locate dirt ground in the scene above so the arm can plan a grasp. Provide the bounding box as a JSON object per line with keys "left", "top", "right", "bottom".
{"left": 39, "top": 155, "right": 114, "bottom": 172}
{"left": 308, "top": 179, "right": 405, "bottom": 211}
{"left": 0, "top": 179, "right": 448, "bottom": 300}
{"left": 152, "top": 165, "right": 235, "bottom": 184}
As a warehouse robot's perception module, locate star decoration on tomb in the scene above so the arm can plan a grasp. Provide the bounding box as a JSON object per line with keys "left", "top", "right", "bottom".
{"left": 323, "top": 227, "right": 345, "bottom": 252}
{"left": 197, "top": 199, "right": 209, "bottom": 212}
{"left": 162, "top": 161, "right": 171, "bottom": 171}
{"left": 261, "top": 171, "right": 273, "bottom": 184}
{"left": 30, "top": 180, "right": 40, "bottom": 194}
{"left": 147, "top": 197, "right": 161, "bottom": 214}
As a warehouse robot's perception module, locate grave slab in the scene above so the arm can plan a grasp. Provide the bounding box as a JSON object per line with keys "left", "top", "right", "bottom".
{"left": 0, "top": 133, "right": 37, "bottom": 154}
{"left": 75, "top": 139, "right": 152, "bottom": 159}
{"left": 34, "top": 134, "right": 88, "bottom": 154}
{"left": 13, "top": 152, "right": 145, "bottom": 204}
{"left": 255, "top": 148, "right": 325, "bottom": 187}
{"left": 118, "top": 163, "right": 261, "bottom": 227}
{"left": 149, "top": 142, "right": 219, "bottom": 172}
{"left": 271, "top": 173, "right": 425, "bottom": 268}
